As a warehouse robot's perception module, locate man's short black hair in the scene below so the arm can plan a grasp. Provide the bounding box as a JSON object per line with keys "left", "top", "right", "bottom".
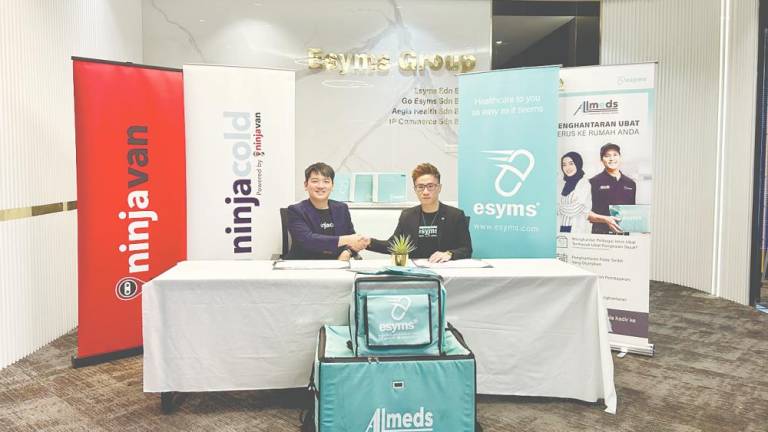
{"left": 304, "top": 162, "right": 335, "bottom": 182}
{"left": 600, "top": 143, "right": 621, "bottom": 158}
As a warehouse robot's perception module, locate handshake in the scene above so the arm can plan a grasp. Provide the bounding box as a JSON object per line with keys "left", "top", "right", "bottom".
{"left": 339, "top": 234, "right": 371, "bottom": 252}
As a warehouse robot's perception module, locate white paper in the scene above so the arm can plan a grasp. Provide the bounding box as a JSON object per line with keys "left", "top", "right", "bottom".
{"left": 413, "top": 258, "right": 492, "bottom": 269}
{"left": 272, "top": 260, "right": 349, "bottom": 270}
{"left": 349, "top": 259, "right": 402, "bottom": 271}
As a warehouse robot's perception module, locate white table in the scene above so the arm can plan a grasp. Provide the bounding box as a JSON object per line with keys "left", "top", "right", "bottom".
{"left": 143, "top": 259, "right": 617, "bottom": 413}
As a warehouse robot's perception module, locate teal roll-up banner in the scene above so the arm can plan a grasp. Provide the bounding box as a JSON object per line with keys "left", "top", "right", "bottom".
{"left": 458, "top": 66, "right": 560, "bottom": 258}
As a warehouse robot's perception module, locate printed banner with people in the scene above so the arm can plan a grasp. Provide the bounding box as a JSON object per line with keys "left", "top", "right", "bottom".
{"left": 458, "top": 66, "right": 560, "bottom": 258}
{"left": 184, "top": 65, "right": 296, "bottom": 259}
{"left": 556, "top": 63, "right": 656, "bottom": 354}
{"left": 72, "top": 58, "right": 187, "bottom": 361}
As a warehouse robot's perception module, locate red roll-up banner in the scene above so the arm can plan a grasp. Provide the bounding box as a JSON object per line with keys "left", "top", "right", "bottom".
{"left": 73, "top": 58, "right": 186, "bottom": 362}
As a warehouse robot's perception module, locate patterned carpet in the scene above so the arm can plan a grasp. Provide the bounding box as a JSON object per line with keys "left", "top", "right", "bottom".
{"left": 1, "top": 282, "right": 767, "bottom": 431}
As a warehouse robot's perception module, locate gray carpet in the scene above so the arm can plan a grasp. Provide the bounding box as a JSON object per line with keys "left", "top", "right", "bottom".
{"left": 1, "top": 282, "right": 767, "bottom": 431}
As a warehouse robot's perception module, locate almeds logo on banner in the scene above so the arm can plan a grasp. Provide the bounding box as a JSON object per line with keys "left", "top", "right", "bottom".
{"left": 367, "top": 294, "right": 430, "bottom": 346}
{"left": 458, "top": 67, "right": 560, "bottom": 258}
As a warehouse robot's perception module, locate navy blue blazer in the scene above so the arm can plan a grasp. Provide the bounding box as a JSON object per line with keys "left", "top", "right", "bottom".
{"left": 286, "top": 199, "right": 356, "bottom": 259}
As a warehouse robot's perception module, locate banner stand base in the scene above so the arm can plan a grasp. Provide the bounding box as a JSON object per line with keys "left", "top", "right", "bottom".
{"left": 71, "top": 346, "right": 143, "bottom": 368}
{"left": 610, "top": 342, "right": 654, "bottom": 357}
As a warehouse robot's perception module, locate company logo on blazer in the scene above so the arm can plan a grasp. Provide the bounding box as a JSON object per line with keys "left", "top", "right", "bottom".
{"left": 365, "top": 407, "right": 434, "bottom": 432}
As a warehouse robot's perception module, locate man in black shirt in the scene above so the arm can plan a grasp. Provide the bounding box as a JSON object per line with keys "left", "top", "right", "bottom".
{"left": 369, "top": 163, "right": 472, "bottom": 262}
{"left": 286, "top": 163, "right": 369, "bottom": 259}
{"left": 588, "top": 143, "right": 637, "bottom": 234}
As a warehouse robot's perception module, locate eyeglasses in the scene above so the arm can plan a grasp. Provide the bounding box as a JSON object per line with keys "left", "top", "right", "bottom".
{"left": 308, "top": 178, "right": 332, "bottom": 185}
{"left": 414, "top": 183, "right": 439, "bottom": 192}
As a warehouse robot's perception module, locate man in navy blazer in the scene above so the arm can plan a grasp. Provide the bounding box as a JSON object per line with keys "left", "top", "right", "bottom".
{"left": 286, "top": 162, "right": 369, "bottom": 260}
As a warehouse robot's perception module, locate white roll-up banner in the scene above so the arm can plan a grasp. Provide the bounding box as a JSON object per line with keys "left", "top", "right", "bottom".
{"left": 557, "top": 63, "right": 655, "bottom": 354}
{"left": 184, "top": 65, "right": 295, "bottom": 259}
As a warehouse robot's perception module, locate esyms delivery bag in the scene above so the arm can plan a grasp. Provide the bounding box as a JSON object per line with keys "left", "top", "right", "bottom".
{"left": 349, "top": 275, "right": 446, "bottom": 357}
{"left": 307, "top": 324, "right": 477, "bottom": 432}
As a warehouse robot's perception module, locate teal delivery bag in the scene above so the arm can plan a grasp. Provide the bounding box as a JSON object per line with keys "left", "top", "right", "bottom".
{"left": 309, "top": 324, "right": 477, "bottom": 432}
{"left": 350, "top": 275, "right": 446, "bottom": 357}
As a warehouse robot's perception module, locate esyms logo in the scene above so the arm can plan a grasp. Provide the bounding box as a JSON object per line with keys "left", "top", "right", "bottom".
{"left": 473, "top": 149, "right": 540, "bottom": 219}
{"left": 379, "top": 296, "right": 417, "bottom": 333}
{"left": 365, "top": 407, "right": 434, "bottom": 432}
{"left": 390, "top": 296, "right": 411, "bottom": 320}
{"left": 484, "top": 149, "right": 534, "bottom": 197}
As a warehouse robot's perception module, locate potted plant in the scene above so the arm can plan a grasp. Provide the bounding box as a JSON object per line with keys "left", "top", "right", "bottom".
{"left": 388, "top": 234, "right": 416, "bottom": 266}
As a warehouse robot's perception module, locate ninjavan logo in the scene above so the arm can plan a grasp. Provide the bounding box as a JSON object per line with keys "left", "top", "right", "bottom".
{"left": 114, "top": 277, "right": 144, "bottom": 301}
{"left": 483, "top": 150, "right": 535, "bottom": 197}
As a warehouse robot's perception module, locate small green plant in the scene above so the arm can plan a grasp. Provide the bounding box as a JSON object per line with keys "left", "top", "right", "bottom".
{"left": 388, "top": 234, "right": 416, "bottom": 255}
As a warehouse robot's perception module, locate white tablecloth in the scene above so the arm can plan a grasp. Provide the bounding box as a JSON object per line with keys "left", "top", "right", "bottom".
{"left": 143, "top": 259, "right": 617, "bottom": 413}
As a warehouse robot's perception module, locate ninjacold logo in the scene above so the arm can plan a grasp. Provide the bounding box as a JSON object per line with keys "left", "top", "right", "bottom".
{"left": 223, "top": 112, "right": 261, "bottom": 254}
{"left": 365, "top": 407, "right": 434, "bottom": 432}
{"left": 473, "top": 149, "right": 540, "bottom": 219}
{"left": 573, "top": 99, "right": 619, "bottom": 116}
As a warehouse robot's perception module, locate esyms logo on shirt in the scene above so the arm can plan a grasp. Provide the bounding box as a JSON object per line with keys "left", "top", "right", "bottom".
{"left": 365, "top": 407, "right": 434, "bottom": 432}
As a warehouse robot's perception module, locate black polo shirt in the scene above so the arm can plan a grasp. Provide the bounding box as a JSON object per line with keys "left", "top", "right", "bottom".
{"left": 589, "top": 170, "right": 636, "bottom": 234}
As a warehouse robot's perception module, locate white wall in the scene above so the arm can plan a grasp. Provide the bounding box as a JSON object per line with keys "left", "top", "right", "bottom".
{"left": 0, "top": 0, "right": 143, "bottom": 369}
{"left": 142, "top": 0, "right": 492, "bottom": 202}
{"left": 601, "top": 0, "right": 759, "bottom": 304}
{"left": 715, "top": 0, "right": 760, "bottom": 303}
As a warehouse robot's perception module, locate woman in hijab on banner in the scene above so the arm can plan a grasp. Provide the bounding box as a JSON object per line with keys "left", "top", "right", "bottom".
{"left": 557, "top": 151, "right": 592, "bottom": 233}
{"left": 368, "top": 163, "right": 472, "bottom": 263}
